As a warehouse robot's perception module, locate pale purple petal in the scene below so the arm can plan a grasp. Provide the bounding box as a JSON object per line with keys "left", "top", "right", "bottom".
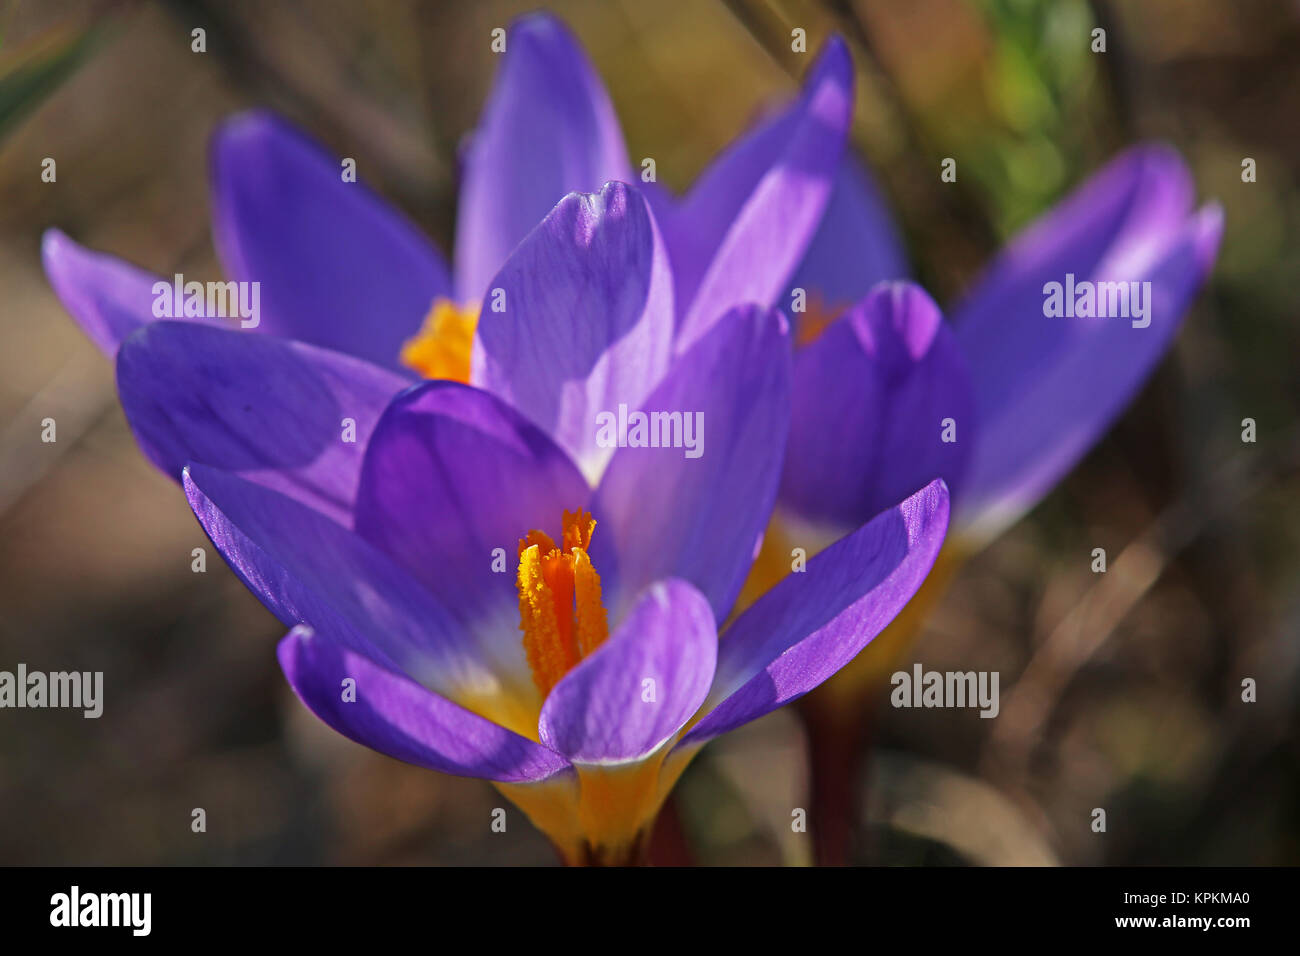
{"left": 117, "top": 322, "right": 407, "bottom": 526}
{"left": 42, "top": 230, "right": 217, "bottom": 355}
{"left": 454, "top": 13, "right": 631, "bottom": 304}
{"left": 471, "top": 182, "right": 674, "bottom": 482}
{"left": 353, "top": 380, "right": 589, "bottom": 687}
{"left": 183, "top": 463, "right": 529, "bottom": 714}
{"left": 589, "top": 304, "right": 791, "bottom": 621}
{"left": 538, "top": 580, "right": 716, "bottom": 763}
{"left": 211, "top": 110, "right": 452, "bottom": 370}
{"left": 674, "top": 37, "right": 854, "bottom": 350}
{"left": 785, "top": 154, "right": 909, "bottom": 310}
{"left": 681, "top": 479, "right": 950, "bottom": 745}
{"left": 956, "top": 203, "right": 1223, "bottom": 542}
{"left": 953, "top": 144, "right": 1194, "bottom": 444}
{"left": 279, "top": 628, "right": 569, "bottom": 783}
{"left": 780, "top": 282, "right": 974, "bottom": 531}
{"left": 636, "top": 179, "right": 679, "bottom": 229}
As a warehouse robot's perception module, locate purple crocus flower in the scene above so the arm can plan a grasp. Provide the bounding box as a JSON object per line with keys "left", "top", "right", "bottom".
{"left": 112, "top": 176, "right": 950, "bottom": 863}
{"left": 39, "top": 15, "right": 922, "bottom": 861}
{"left": 756, "top": 147, "right": 1223, "bottom": 554}
{"left": 43, "top": 13, "right": 853, "bottom": 393}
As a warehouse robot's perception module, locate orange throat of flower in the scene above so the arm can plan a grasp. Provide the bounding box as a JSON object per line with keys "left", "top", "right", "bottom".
{"left": 516, "top": 509, "right": 611, "bottom": 697}
{"left": 795, "top": 293, "right": 846, "bottom": 347}
{"left": 501, "top": 512, "right": 701, "bottom": 863}
{"left": 400, "top": 298, "right": 480, "bottom": 381}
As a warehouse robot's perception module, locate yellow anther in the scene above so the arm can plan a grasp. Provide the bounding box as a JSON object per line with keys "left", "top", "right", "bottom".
{"left": 794, "top": 293, "right": 846, "bottom": 347}
{"left": 516, "top": 509, "right": 609, "bottom": 697}
{"left": 399, "top": 298, "right": 480, "bottom": 381}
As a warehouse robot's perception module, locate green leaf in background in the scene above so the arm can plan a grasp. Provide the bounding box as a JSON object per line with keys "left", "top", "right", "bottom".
{"left": 0, "top": 21, "right": 104, "bottom": 143}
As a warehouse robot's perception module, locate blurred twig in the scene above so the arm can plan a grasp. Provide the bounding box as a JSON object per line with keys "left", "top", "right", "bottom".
{"left": 0, "top": 16, "right": 111, "bottom": 143}
{"left": 987, "top": 423, "right": 1300, "bottom": 785}
{"left": 1088, "top": 0, "right": 1135, "bottom": 139}
{"left": 822, "top": 0, "right": 1002, "bottom": 251}
{"left": 157, "top": 0, "right": 449, "bottom": 211}
{"left": 0, "top": 351, "right": 115, "bottom": 517}
{"left": 720, "top": 0, "right": 1007, "bottom": 294}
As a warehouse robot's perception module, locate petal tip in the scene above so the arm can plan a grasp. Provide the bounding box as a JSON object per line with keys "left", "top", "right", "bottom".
{"left": 180, "top": 461, "right": 210, "bottom": 507}
{"left": 40, "top": 226, "right": 71, "bottom": 262}
{"left": 40, "top": 227, "right": 100, "bottom": 291}
{"left": 40, "top": 227, "right": 77, "bottom": 287}
{"left": 209, "top": 109, "right": 314, "bottom": 188}
{"left": 902, "top": 478, "right": 952, "bottom": 547}
{"left": 1127, "top": 140, "right": 1191, "bottom": 174}
{"left": 1194, "top": 201, "right": 1226, "bottom": 254}
{"left": 213, "top": 107, "right": 284, "bottom": 149}
{"left": 813, "top": 34, "right": 853, "bottom": 84}
{"left": 276, "top": 625, "right": 317, "bottom": 672}
{"left": 508, "top": 10, "right": 573, "bottom": 46}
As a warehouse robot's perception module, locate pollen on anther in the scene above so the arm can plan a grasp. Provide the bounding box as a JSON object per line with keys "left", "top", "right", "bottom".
{"left": 516, "top": 510, "right": 609, "bottom": 696}
{"left": 399, "top": 298, "right": 480, "bottom": 381}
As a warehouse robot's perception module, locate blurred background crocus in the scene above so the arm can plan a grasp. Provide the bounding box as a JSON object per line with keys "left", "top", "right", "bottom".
{"left": 777, "top": 146, "right": 1222, "bottom": 551}
{"left": 749, "top": 143, "right": 1222, "bottom": 863}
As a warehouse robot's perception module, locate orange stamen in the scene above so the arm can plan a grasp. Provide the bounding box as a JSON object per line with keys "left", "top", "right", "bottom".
{"left": 399, "top": 298, "right": 480, "bottom": 381}
{"left": 795, "top": 293, "right": 846, "bottom": 347}
{"left": 517, "top": 509, "right": 610, "bottom": 697}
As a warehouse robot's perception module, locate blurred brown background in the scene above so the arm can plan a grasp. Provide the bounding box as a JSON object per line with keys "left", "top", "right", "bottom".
{"left": 0, "top": 0, "right": 1296, "bottom": 865}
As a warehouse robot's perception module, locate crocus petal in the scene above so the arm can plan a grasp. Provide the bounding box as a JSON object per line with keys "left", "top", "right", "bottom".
{"left": 636, "top": 179, "right": 679, "bottom": 229}
{"left": 353, "top": 379, "right": 589, "bottom": 689}
{"left": 538, "top": 580, "right": 716, "bottom": 763}
{"left": 674, "top": 37, "right": 853, "bottom": 350}
{"left": 279, "top": 627, "right": 570, "bottom": 783}
{"left": 952, "top": 145, "right": 1193, "bottom": 453}
{"left": 590, "top": 305, "right": 791, "bottom": 621}
{"left": 42, "top": 230, "right": 211, "bottom": 355}
{"left": 780, "top": 282, "right": 974, "bottom": 530}
{"left": 454, "top": 13, "right": 632, "bottom": 303}
{"left": 785, "top": 155, "right": 909, "bottom": 310}
{"left": 117, "top": 322, "right": 408, "bottom": 526}
{"left": 955, "top": 203, "right": 1223, "bottom": 543}
{"left": 183, "top": 463, "right": 537, "bottom": 730}
{"left": 211, "top": 110, "right": 452, "bottom": 369}
{"left": 471, "top": 182, "right": 674, "bottom": 482}
{"left": 681, "top": 479, "right": 950, "bottom": 746}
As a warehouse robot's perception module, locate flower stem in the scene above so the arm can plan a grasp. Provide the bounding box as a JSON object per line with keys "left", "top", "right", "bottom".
{"left": 558, "top": 829, "right": 652, "bottom": 866}
{"left": 799, "top": 692, "right": 872, "bottom": 867}
{"left": 648, "top": 795, "right": 696, "bottom": 866}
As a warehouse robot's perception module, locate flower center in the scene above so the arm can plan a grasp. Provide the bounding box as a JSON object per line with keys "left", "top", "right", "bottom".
{"left": 794, "top": 293, "right": 846, "bottom": 347}
{"left": 399, "top": 297, "right": 480, "bottom": 381}
{"left": 516, "top": 509, "right": 610, "bottom": 696}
